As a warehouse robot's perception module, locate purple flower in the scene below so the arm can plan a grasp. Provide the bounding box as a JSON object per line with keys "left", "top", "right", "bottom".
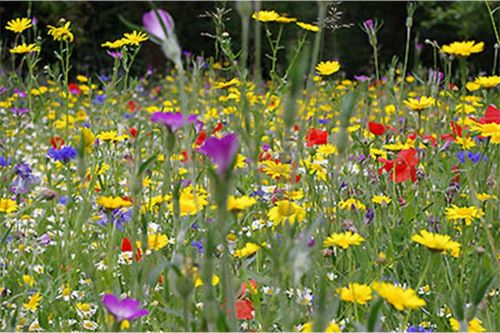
{"left": 96, "top": 208, "right": 133, "bottom": 231}
{"left": 150, "top": 112, "right": 198, "bottom": 132}
{"left": 364, "top": 208, "right": 375, "bottom": 224}
{"left": 199, "top": 133, "right": 239, "bottom": 176}
{"left": 102, "top": 294, "right": 149, "bottom": 323}
{"left": 14, "top": 88, "right": 27, "bottom": 97}
{"left": 142, "top": 9, "right": 173, "bottom": 42}
{"left": 10, "top": 162, "right": 39, "bottom": 194}
{"left": 457, "top": 151, "right": 487, "bottom": 164}
{"left": 408, "top": 325, "right": 434, "bottom": 333}
{"left": 354, "top": 75, "right": 370, "bottom": 82}
{"left": 191, "top": 240, "right": 204, "bottom": 253}
{"left": 10, "top": 107, "right": 29, "bottom": 116}
{"left": 107, "top": 50, "right": 123, "bottom": 59}
{"left": 363, "top": 19, "right": 374, "bottom": 31}
{"left": 38, "top": 233, "right": 52, "bottom": 246}
{"left": 0, "top": 156, "right": 10, "bottom": 167}
{"left": 468, "top": 151, "right": 486, "bottom": 163}
{"left": 47, "top": 146, "right": 77, "bottom": 163}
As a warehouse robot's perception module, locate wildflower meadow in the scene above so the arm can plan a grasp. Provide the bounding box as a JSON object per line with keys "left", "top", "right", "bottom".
{"left": 0, "top": 1, "right": 499, "bottom": 332}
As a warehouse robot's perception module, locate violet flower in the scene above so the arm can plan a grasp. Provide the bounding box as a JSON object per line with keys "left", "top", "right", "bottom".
{"left": 142, "top": 9, "right": 173, "bottom": 42}
{"left": 199, "top": 133, "right": 239, "bottom": 176}
{"left": 10, "top": 107, "right": 29, "bottom": 116}
{"left": 150, "top": 112, "right": 198, "bottom": 132}
{"left": 102, "top": 294, "right": 149, "bottom": 323}
{"left": 363, "top": 19, "right": 374, "bottom": 31}
{"left": 142, "top": 9, "right": 182, "bottom": 68}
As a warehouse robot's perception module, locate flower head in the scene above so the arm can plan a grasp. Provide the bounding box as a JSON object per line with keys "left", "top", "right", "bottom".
{"left": 234, "top": 242, "right": 261, "bottom": 258}
{"left": 445, "top": 205, "right": 484, "bottom": 225}
{"left": 47, "top": 21, "right": 74, "bottom": 42}
{"left": 268, "top": 200, "right": 306, "bottom": 226}
{"left": 378, "top": 148, "right": 419, "bottom": 183}
{"left": 10, "top": 43, "right": 40, "bottom": 54}
{"left": 296, "top": 22, "right": 320, "bottom": 32}
{"left": 323, "top": 231, "right": 365, "bottom": 249}
{"left": 0, "top": 198, "right": 17, "bottom": 213}
{"left": 227, "top": 195, "right": 257, "bottom": 212}
{"left": 337, "top": 283, "right": 372, "bottom": 305}
{"left": 449, "top": 317, "right": 486, "bottom": 332}
{"left": 143, "top": 9, "right": 174, "bottom": 42}
{"left": 199, "top": 133, "right": 239, "bottom": 176}
{"left": 23, "top": 292, "right": 42, "bottom": 312}
{"left": 150, "top": 112, "right": 198, "bottom": 132}
{"left": 47, "top": 146, "right": 77, "bottom": 164}
{"left": 403, "top": 96, "right": 436, "bottom": 111}
{"left": 5, "top": 18, "right": 32, "bottom": 33}
{"left": 122, "top": 30, "right": 149, "bottom": 46}
{"left": 96, "top": 196, "right": 133, "bottom": 210}
{"left": 442, "top": 41, "right": 484, "bottom": 57}
{"left": 316, "top": 61, "right": 340, "bottom": 76}
{"left": 251, "top": 10, "right": 280, "bottom": 22}
{"left": 412, "top": 230, "right": 461, "bottom": 257}
{"left": 371, "top": 282, "right": 426, "bottom": 311}
{"left": 101, "top": 294, "right": 149, "bottom": 323}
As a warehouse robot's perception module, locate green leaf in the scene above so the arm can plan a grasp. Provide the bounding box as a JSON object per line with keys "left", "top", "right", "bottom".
{"left": 367, "top": 298, "right": 384, "bottom": 332}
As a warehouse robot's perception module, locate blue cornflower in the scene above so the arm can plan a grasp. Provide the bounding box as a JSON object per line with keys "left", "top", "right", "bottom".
{"left": 48, "top": 146, "right": 77, "bottom": 163}
{"left": 96, "top": 208, "right": 133, "bottom": 231}
{"left": 0, "top": 156, "right": 11, "bottom": 167}
{"left": 407, "top": 325, "right": 434, "bottom": 333}
{"left": 10, "top": 162, "right": 39, "bottom": 194}
{"left": 191, "top": 240, "right": 204, "bottom": 254}
{"left": 457, "top": 151, "right": 487, "bottom": 164}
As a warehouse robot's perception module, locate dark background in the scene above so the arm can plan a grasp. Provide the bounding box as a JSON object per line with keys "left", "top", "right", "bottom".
{"left": 0, "top": 1, "right": 497, "bottom": 78}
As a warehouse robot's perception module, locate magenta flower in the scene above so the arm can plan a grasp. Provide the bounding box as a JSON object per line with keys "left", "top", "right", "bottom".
{"left": 142, "top": 9, "right": 173, "bottom": 42}
{"left": 363, "top": 19, "right": 374, "bottom": 31}
{"left": 150, "top": 112, "right": 198, "bottom": 132}
{"left": 199, "top": 133, "right": 239, "bottom": 176}
{"left": 102, "top": 294, "right": 149, "bottom": 323}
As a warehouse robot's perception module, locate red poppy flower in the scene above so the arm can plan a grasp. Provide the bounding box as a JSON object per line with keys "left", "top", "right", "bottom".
{"left": 68, "top": 83, "right": 81, "bottom": 95}
{"left": 212, "top": 122, "right": 224, "bottom": 134}
{"left": 195, "top": 130, "right": 207, "bottom": 146}
{"left": 235, "top": 298, "right": 254, "bottom": 320}
{"left": 306, "top": 128, "right": 328, "bottom": 147}
{"left": 378, "top": 148, "right": 419, "bottom": 183}
{"left": 50, "top": 135, "right": 65, "bottom": 149}
{"left": 121, "top": 237, "right": 133, "bottom": 252}
{"left": 477, "top": 105, "right": 500, "bottom": 124}
{"left": 368, "top": 121, "right": 386, "bottom": 136}
{"left": 121, "top": 237, "right": 142, "bottom": 262}
{"left": 128, "top": 127, "right": 138, "bottom": 138}
{"left": 127, "top": 100, "right": 137, "bottom": 113}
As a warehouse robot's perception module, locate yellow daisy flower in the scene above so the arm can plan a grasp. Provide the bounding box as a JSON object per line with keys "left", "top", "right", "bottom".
{"left": 122, "top": 30, "right": 149, "bottom": 46}
{"left": 251, "top": 10, "right": 280, "bottom": 22}
{"left": 442, "top": 41, "right": 484, "bottom": 57}
{"left": 323, "top": 231, "right": 365, "bottom": 249}
{"left": 445, "top": 205, "right": 484, "bottom": 225}
{"left": 371, "top": 282, "right": 426, "bottom": 311}
{"left": 268, "top": 200, "right": 306, "bottom": 226}
{"left": 5, "top": 18, "right": 32, "bottom": 33}
{"left": 337, "top": 283, "right": 372, "bottom": 305}
{"left": 316, "top": 61, "right": 341, "bottom": 76}
{"left": 296, "top": 22, "right": 320, "bottom": 32}
{"left": 10, "top": 43, "right": 41, "bottom": 54}
{"left": 412, "top": 229, "right": 461, "bottom": 257}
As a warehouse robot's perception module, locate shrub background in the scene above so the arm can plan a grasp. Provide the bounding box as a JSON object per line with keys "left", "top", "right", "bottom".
{"left": 0, "top": 1, "right": 497, "bottom": 77}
